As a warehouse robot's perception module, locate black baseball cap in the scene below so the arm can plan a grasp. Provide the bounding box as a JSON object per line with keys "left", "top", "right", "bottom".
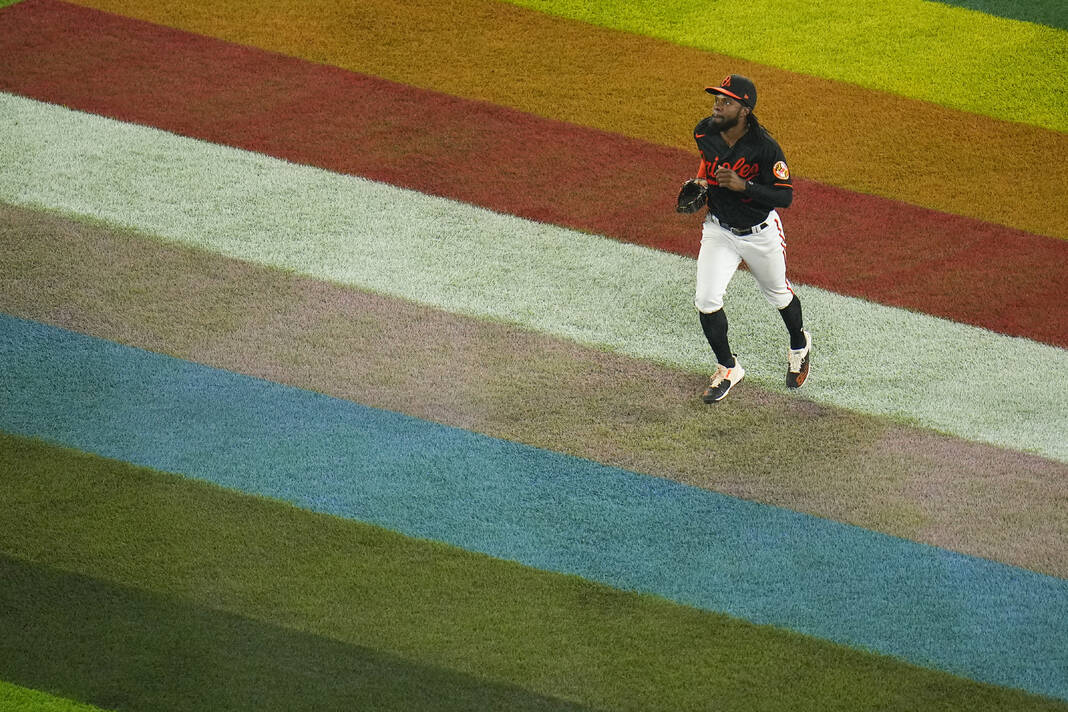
{"left": 705, "top": 74, "right": 757, "bottom": 109}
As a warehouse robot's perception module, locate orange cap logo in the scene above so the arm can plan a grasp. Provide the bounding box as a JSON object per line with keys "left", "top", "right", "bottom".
{"left": 722, "top": 76, "right": 732, "bottom": 87}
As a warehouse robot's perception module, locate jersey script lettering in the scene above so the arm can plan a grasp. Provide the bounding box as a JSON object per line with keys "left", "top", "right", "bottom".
{"left": 710, "top": 156, "right": 760, "bottom": 180}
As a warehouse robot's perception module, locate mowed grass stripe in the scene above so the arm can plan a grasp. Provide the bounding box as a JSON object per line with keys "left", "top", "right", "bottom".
{"left": 6, "top": 436, "right": 1064, "bottom": 712}
{"left": 3, "top": 1, "right": 1064, "bottom": 348}
{"left": 3, "top": 316, "right": 1068, "bottom": 699}
{"left": 2, "top": 557, "right": 594, "bottom": 712}
{"left": 0, "top": 681, "right": 112, "bottom": 712}
{"left": 55, "top": 0, "right": 1068, "bottom": 239}
{"left": 3, "top": 202, "right": 1065, "bottom": 578}
{"left": 502, "top": 0, "right": 1066, "bottom": 131}
{"left": 931, "top": 0, "right": 1068, "bottom": 29}
{"left": 3, "top": 94, "right": 1066, "bottom": 462}
{"left": 0, "top": 558, "right": 596, "bottom": 712}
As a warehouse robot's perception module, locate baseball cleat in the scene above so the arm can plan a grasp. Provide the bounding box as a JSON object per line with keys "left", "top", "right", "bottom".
{"left": 702, "top": 360, "right": 745, "bottom": 403}
{"left": 786, "top": 330, "right": 811, "bottom": 389}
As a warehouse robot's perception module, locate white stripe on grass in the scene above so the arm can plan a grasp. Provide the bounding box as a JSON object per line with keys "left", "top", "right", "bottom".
{"left": 3, "top": 93, "right": 1066, "bottom": 462}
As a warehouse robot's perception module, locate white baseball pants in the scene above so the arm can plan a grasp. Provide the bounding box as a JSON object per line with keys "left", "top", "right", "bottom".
{"left": 694, "top": 210, "right": 794, "bottom": 313}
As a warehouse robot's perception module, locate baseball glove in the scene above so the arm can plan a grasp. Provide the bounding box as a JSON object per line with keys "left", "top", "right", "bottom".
{"left": 675, "top": 179, "right": 708, "bottom": 213}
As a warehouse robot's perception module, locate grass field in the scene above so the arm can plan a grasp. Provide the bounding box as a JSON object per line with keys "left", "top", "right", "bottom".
{"left": 1, "top": 0, "right": 1066, "bottom": 709}
{"left": 3, "top": 434, "right": 1065, "bottom": 711}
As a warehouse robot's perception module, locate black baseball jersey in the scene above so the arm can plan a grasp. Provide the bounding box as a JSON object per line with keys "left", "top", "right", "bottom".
{"left": 694, "top": 117, "right": 793, "bottom": 229}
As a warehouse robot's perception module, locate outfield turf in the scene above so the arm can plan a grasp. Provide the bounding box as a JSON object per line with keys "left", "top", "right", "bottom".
{"left": 1, "top": 0, "right": 1065, "bottom": 707}
{"left": 2, "top": 203, "right": 1065, "bottom": 577}
{"left": 0, "top": 681, "right": 112, "bottom": 712}
{"left": 930, "top": 0, "right": 1068, "bottom": 29}
{"left": 3, "top": 434, "right": 1065, "bottom": 711}
{"left": 4, "top": 92, "right": 1065, "bottom": 461}
{"left": 499, "top": 0, "right": 1067, "bottom": 130}
{"left": 52, "top": 0, "right": 1068, "bottom": 238}
{"left": 3, "top": 314, "right": 1067, "bottom": 699}
{"left": 3, "top": 0, "right": 1064, "bottom": 346}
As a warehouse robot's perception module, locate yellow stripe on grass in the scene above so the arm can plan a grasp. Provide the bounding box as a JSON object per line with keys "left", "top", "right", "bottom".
{"left": 501, "top": 0, "right": 1068, "bottom": 133}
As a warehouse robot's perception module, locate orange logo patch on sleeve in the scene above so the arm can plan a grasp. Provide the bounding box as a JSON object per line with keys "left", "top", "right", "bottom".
{"left": 773, "top": 161, "right": 790, "bottom": 180}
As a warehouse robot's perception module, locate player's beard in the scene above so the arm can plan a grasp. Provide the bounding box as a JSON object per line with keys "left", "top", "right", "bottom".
{"left": 712, "top": 114, "right": 741, "bottom": 132}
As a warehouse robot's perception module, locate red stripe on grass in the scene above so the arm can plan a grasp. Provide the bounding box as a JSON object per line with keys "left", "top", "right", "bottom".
{"left": 3, "top": 0, "right": 1066, "bottom": 347}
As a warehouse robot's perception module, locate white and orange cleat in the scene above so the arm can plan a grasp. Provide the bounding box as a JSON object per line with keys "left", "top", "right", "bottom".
{"left": 702, "top": 360, "right": 745, "bottom": 403}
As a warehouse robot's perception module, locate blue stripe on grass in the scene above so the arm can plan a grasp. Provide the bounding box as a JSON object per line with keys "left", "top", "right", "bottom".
{"left": 1, "top": 313, "right": 1066, "bottom": 700}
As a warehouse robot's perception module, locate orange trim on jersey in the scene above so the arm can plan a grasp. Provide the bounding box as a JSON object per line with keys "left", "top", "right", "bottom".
{"left": 697, "top": 158, "right": 710, "bottom": 180}
{"left": 774, "top": 182, "right": 793, "bottom": 188}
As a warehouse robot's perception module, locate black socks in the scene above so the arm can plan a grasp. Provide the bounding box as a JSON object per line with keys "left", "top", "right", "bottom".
{"left": 701, "top": 296, "right": 806, "bottom": 367}
{"left": 699, "top": 309, "right": 735, "bottom": 367}
{"left": 779, "top": 295, "right": 807, "bottom": 350}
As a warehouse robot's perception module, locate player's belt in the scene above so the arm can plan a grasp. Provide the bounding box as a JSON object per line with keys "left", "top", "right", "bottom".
{"left": 710, "top": 214, "right": 768, "bottom": 236}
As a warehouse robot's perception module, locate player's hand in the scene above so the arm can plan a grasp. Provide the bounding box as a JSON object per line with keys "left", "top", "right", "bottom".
{"left": 714, "top": 166, "right": 746, "bottom": 192}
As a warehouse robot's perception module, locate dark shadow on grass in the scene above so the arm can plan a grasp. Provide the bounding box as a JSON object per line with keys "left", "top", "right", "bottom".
{"left": 927, "top": 0, "right": 1067, "bottom": 30}
{"left": 0, "top": 554, "right": 593, "bottom": 712}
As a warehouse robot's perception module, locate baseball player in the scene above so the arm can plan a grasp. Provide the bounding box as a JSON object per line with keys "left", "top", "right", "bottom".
{"left": 682, "top": 74, "right": 811, "bottom": 403}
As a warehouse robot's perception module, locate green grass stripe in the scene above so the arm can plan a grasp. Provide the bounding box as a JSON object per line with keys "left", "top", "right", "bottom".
{"left": 3, "top": 433, "right": 1064, "bottom": 711}
{"left": 0, "top": 681, "right": 112, "bottom": 712}
{"left": 930, "top": 0, "right": 1067, "bottom": 30}
{"left": 9, "top": 312, "right": 1068, "bottom": 698}
{"left": 500, "top": 0, "right": 1067, "bottom": 133}
{"left": 2, "top": 93, "right": 1066, "bottom": 461}
{"left": 0, "top": 561, "right": 592, "bottom": 712}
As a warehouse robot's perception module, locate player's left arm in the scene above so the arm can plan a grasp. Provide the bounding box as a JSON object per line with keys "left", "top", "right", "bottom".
{"left": 716, "top": 143, "right": 793, "bottom": 207}
{"left": 741, "top": 177, "right": 792, "bottom": 208}
{"left": 749, "top": 141, "right": 793, "bottom": 207}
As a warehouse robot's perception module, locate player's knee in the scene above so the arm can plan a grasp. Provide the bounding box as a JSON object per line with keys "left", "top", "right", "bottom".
{"left": 763, "top": 289, "right": 794, "bottom": 310}
{"left": 695, "top": 294, "right": 724, "bottom": 313}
